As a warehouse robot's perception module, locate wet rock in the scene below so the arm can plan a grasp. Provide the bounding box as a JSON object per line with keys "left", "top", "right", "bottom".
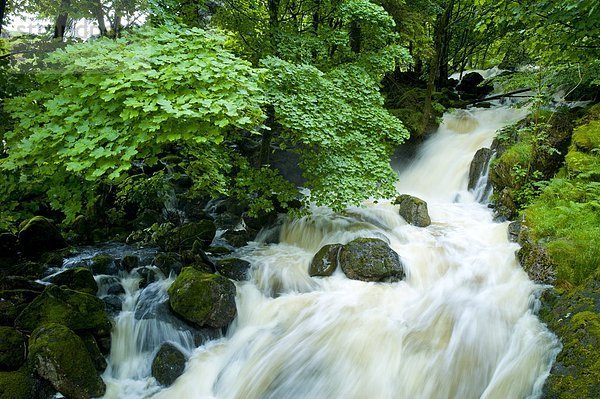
{"left": 309, "top": 244, "right": 342, "bottom": 277}
{"left": 0, "top": 289, "right": 42, "bottom": 326}
{"left": 153, "top": 253, "right": 183, "bottom": 276}
{"left": 106, "top": 283, "right": 125, "bottom": 296}
{"left": 0, "top": 368, "right": 55, "bottom": 399}
{"left": 168, "top": 267, "right": 237, "bottom": 328}
{"left": 90, "top": 253, "right": 118, "bottom": 275}
{"left": 394, "top": 194, "right": 431, "bottom": 227}
{"left": 216, "top": 258, "right": 252, "bottom": 281}
{"left": 339, "top": 238, "right": 405, "bottom": 282}
{"left": 456, "top": 72, "right": 493, "bottom": 99}
{"left": 151, "top": 343, "right": 186, "bottom": 387}
{"left": 507, "top": 221, "right": 521, "bottom": 243}
{"left": 157, "top": 220, "right": 216, "bottom": 252}
{"left": 135, "top": 267, "right": 160, "bottom": 289}
{"left": 18, "top": 217, "right": 67, "bottom": 257}
{"left": 516, "top": 228, "right": 556, "bottom": 284}
{"left": 0, "top": 233, "right": 19, "bottom": 260}
{"left": 0, "top": 327, "right": 26, "bottom": 371}
{"left": 80, "top": 334, "right": 107, "bottom": 372}
{"left": 47, "top": 268, "right": 97, "bottom": 295}
{"left": 120, "top": 255, "right": 139, "bottom": 272}
{"left": 102, "top": 295, "right": 122, "bottom": 316}
{"left": 28, "top": 323, "right": 106, "bottom": 399}
{"left": 221, "top": 229, "right": 257, "bottom": 248}
{"left": 0, "top": 276, "right": 44, "bottom": 292}
{"left": 468, "top": 148, "right": 493, "bottom": 191}
{"left": 15, "top": 285, "right": 111, "bottom": 335}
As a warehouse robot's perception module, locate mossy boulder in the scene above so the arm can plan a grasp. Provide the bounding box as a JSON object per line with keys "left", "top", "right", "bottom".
{"left": 517, "top": 227, "right": 556, "bottom": 284}
{"left": 168, "top": 267, "right": 237, "bottom": 328}
{"left": 571, "top": 120, "right": 600, "bottom": 152}
{"left": 15, "top": 285, "right": 111, "bottom": 334}
{"left": 120, "top": 255, "right": 139, "bottom": 272}
{"left": 80, "top": 334, "right": 107, "bottom": 372}
{"left": 339, "top": 238, "right": 405, "bottom": 282}
{"left": 309, "top": 244, "right": 342, "bottom": 277}
{"left": 153, "top": 253, "right": 183, "bottom": 276}
{"left": 90, "top": 253, "right": 118, "bottom": 275}
{"left": 0, "top": 327, "right": 25, "bottom": 371}
{"left": 221, "top": 229, "right": 257, "bottom": 248}
{"left": 47, "top": 268, "right": 97, "bottom": 295}
{"left": 17, "top": 217, "right": 67, "bottom": 257}
{"left": 0, "top": 368, "right": 55, "bottom": 399}
{"left": 0, "top": 289, "right": 41, "bottom": 326}
{"left": 151, "top": 343, "right": 186, "bottom": 387}
{"left": 215, "top": 258, "right": 251, "bottom": 281}
{"left": 28, "top": 323, "right": 106, "bottom": 399}
{"left": 394, "top": 194, "right": 431, "bottom": 227}
{"left": 540, "top": 274, "right": 600, "bottom": 399}
{"left": 158, "top": 220, "right": 216, "bottom": 252}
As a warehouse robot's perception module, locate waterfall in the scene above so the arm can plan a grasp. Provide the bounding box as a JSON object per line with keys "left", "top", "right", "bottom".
{"left": 137, "top": 102, "right": 560, "bottom": 399}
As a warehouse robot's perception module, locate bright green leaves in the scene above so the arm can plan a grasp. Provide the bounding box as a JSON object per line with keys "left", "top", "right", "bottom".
{"left": 1, "top": 25, "right": 266, "bottom": 222}
{"left": 262, "top": 57, "right": 409, "bottom": 211}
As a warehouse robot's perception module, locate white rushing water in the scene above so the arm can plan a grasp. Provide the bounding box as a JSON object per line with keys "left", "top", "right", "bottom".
{"left": 102, "top": 102, "right": 561, "bottom": 399}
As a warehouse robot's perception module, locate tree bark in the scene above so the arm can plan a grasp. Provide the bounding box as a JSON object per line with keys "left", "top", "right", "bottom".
{"left": 258, "top": 105, "right": 278, "bottom": 167}
{"left": 53, "top": 0, "right": 71, "bottom": 39}
{"left": 93, "top": 0, "right": 107, "bottom": 36}
{"left": 0, "top": 0, "right": 6, "bottom": 36}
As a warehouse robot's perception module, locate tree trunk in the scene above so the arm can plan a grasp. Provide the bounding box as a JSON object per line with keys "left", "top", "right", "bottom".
{"left": 349, "top": 20, "right": 361, "bottom": 53}
{"left": 93, "top": 0, "right": 107, "bottom": 36}
{"left": 53, "top": 0, "right": 70, "bottom": 39}
{"left": 0, "top": 0, "right": 6, "bottom": 36}
{"left": 258, "top": 105, "right": 278, "bottom": 167}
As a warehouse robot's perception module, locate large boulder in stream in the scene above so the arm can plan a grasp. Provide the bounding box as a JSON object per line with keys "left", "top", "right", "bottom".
{"left": 394, "top": 194, "right": 431, "bottom": 227}
{"left": 456, "top": 72, "right": 493, "bottom": 99}
{"left": 18, "top": 217, "right": 67, "bottom": 257}
{"left": 47, "top": 268, "right": 98, "bottom": 295}
{"left": 309, "top": 244, "right": 343, "bottom": 277}
{"left": 15, "top": 285, "right": 111, "bottom": 335}
{"left": 216, "top": 258, "right": 252, "bottom": 281}
{"left": 151, "top": 343, "right": 186, "bottom": 387}
{"left": 468, "top": 148, "right": 494, "bottom": 191}
{"left": 339, "top": 238, "right": 405, "bottom": 282}
{"left": 168, "top": 267, "right": 237, "bottom": 328}
{"left": 28, "top": 323, "right": 106, "bottom": 399}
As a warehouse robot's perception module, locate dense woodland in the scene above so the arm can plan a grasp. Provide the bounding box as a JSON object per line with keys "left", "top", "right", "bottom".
{"left": 0, "top": 0, "right": 599, "bottom": 398}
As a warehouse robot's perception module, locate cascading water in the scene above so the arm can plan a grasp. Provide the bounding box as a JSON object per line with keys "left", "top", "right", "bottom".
{"left": 128, "top": 101, "right": 561, "bottom": 399}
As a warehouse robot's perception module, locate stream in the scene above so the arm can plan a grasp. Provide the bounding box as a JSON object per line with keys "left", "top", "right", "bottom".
{"left": 56, "top": 99, "right": 561, "bottom": 399}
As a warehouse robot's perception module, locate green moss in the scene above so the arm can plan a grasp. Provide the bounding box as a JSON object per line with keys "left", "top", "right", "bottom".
{"left": 572, "top": 121, "right": 600, "bottom": 152}
{"left": 0, "top": 369, "right": 33, "bottom": 399}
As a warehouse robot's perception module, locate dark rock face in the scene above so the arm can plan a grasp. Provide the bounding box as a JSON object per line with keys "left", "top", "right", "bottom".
{"left": 134, "top": 267, "right": 160, "bottom": 289}
{"left": 309, "top": 244, "right": 342, "bottom": 277}
{"left": 168, "top": 267, "right": 237, "bottom": 328}
{"left": 47, "top": 268, "right": 98, "bottom": 295}
{"left": 18, "top": 217, "right": 67, "bottom": 257}
{"left": 151, "top": 343, "right": 186, "bottom": 387}
{"left": 456, "top": 72, "right": 493, "bottom": 99}
{"left": 468, "top": 148, "right": 494, "bottom": 191}
{"left": 0, "top": 327, "right": 26, "bottom": 371}
{"left": 394, "top": 194, "right": 431, "bottom": 227}
{"left": 80, "top": 334, "right": 107, "bottom": 372}
{"left": 0, "top": 233, "right": 19, "bottom": 260}
{"left": 221, "top": 229, "right": 257, "bottom": 248}
{"left": 90, "top": 253, "right": 118, "bottom": 275}
{"left": 216, "top": 258, "right": 252, "bottom": 281}
{"left": 517, "top": 228, "right": 556, "bottom": 284}
{"left": 120, "top": 255, "right": 140, "bottom": 272}
{"left": 153, "top": 253, "right": 183, "bottom": 276}
{"left": 28, "top": 323, "right": 106, "bottom": 399}
{"left": 339, "top": 238, "right": 405, "bottom": 282}
{"left": 15, "top": 285, "right": 111, "bottom": 335}
{"left": 158, "top": 220, "right": 216, "bottom": 252}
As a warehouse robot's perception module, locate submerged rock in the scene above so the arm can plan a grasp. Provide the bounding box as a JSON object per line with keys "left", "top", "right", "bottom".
{"left": 309, "top": 244, "right": 342, "bottom": 277}
{"left": 339, "top": 238, "right": 405, "bottom": 282}
{"left": 168, "top": 267, "right": 237, "bottom": 328}
{"left": 47, "top": 268, "right": 97, "bottom": 295}
{"left": 394, "top": 194, "right": 431, "bottom": 227}
{"left": 151, "top": 343, "right": 186, "bottom": 387}
{"left": 28, "top": 323, "right": 106, "bottom": 399}
{"left": 15, "top": 285, "right": 111, "bottom": 334}
{"left": 18, "top": 217, "right": 67, "bottom": 257}
{"left": 216, "top": 258, "right": 252, "bottom": 281}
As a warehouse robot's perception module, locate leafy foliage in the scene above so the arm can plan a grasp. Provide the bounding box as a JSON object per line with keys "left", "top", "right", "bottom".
{"left": 263, "top": 57, "right": 409, "bottom": 210}
{"left": 1, "top": 25, "right": 266, "bottom": 222}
